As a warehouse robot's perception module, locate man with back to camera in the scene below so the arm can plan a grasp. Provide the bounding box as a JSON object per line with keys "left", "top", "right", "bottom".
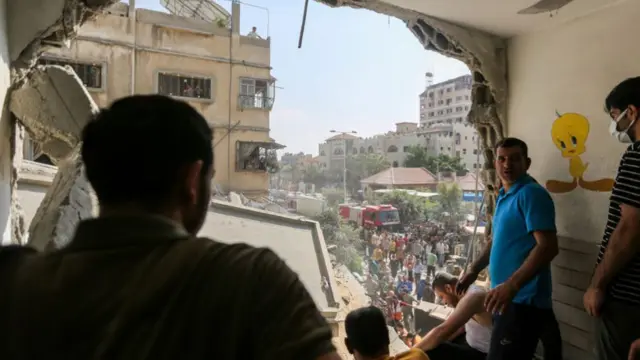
{"left": 414, "top": 272, "right": 492, "bottom": 360}
{"left": 0, "top": 95, "right": 341, "bottom": 360}
{"left": 456, "top": 137, "right": 563, "bottom": 360}
{"left": 583, "top": 77, "right": 640, "bottom": 360}
{"left": 344, "top": 306, "right": 428, "bottom": 360}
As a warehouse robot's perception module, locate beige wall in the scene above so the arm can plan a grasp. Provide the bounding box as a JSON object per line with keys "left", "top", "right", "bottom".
{"left": 43, "top": 7, "right": 273, "bottom": 195}
{"left": 507, "top": 2, "right": 640, "bottom": 358}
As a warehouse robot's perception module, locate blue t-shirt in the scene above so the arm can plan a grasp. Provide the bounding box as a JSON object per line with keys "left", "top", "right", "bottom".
{"left": 489, "top": 175, "right": 556, "bottom": 308}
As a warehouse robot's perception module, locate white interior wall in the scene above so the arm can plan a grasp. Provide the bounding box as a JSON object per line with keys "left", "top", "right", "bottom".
{"left": 507, "top": 0, "right": 640, "bottom": 242}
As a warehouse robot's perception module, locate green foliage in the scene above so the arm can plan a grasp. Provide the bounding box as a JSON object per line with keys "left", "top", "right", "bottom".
{"left": 434, "top": 182, "right": 463, "bottom": 224}
{"left": 344, "top": 154, "right": 390, "bottom": 192}
{"left": 323, "top": 189, "right": 345, "bottom": 206}
{"left": 301, "top": 163, "right": 326, "bottom": 189}
{"left": 423, "top": 199, "right": 439, "bottom": 221}
{"left": 314, "top": 209, "right": 363, "bottom": 274}
{"left": 403, "top": 145, "right": 467, "bottom": 174}
{"left": 378, "top": 190, "right": 425, "bottom": 223}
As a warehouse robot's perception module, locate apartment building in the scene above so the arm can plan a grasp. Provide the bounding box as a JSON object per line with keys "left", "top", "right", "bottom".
{"left": 316, "top": 122, "right": 424, "bottom": 170}
{"left": 418, "top": 73, "right": 483, "bottom": 170}
{"left": 22, "top": 1, "right": 279, "bottom": 198}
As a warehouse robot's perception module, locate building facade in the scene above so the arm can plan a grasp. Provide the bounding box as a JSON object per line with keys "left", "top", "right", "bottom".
{"left": 419, "top": 74, "right": 483, "bottom": 170}
{"left": 22, "top": 2, "right": 278, "bottom": 197}
{"left": 316, "top": 122, "right": 425, "bottom": 170}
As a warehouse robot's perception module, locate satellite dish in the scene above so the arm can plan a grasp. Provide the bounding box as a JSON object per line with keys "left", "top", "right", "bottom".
{"left": 517, "top": 0, "right": 575, "bottom": 15}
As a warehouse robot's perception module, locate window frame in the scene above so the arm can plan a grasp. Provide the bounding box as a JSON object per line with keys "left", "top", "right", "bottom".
{"left": 235, "top": 141, "right": 280, "bottom": 173}
{"left": 238, "top": 77, "right": 275, "bottom": 111}
{"left": 155, "top": 70, "right": 215, "bottom": 103}
{"left": 38, "top": 54, "right": 107, "bottom": 92}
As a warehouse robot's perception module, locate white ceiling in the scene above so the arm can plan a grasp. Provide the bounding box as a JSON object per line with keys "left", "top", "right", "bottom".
{"left": 382, "top": 0, "right": 628, "bottom": 37}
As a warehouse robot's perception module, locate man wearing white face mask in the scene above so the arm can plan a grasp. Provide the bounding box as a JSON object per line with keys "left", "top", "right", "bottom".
{"left": 583, "top": 76, "right": 640, "bottom": 360}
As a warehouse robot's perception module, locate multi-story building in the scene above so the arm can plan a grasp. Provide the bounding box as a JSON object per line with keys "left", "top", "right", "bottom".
{"left": 418, "top": 73, "right": 483, "bottom": 170}
{"left": 22, "top": 1, "right": 279, "bottom": 198}
{"left": 317, "top": 122, "right": 425, "bottom": 170}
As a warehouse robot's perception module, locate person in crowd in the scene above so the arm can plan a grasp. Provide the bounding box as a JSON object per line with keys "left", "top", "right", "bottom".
{"left": 397, "top": 275, "right": 413, "bottom": 295}
{"left": 381, "top": 232, "right": 390, "bottom": 261}
{"left": 413, "top": 260, "right": 424, "bottom": 289}
{"left": 365, "top": 273, "right": 379, "bottom": 302}
{"left": 416, "top": 277, "right": 428, "bottom": 302}
{"left": 457, "top": 137, "right": 562, "bottom": 360}
{"left": 396, "top": 241, "right": 405, "bottom": 272}
{"left": 344, "top": 306, "right": 429, "bottom": 360}
{"left": 426, "top": 251, "right": 437, "bottom": 279}
{"left": 0, "top": 95, "right": 340, "bottom": 360}
{"left": 415, "top": 272, "right": 491, "bottom": 360}
{"left": 385, "top": 291, "right": 403, "bottom": 327}
{"left": 389, "top": 235, "right": 397, "bottom": 258}
{"left": 389, "top": 252, "right": 400, "bottom": 279}
{"left": 443, "top": 242, "right": 451, "bottom": 263}
{"left": 412, "top": 239, "right": 424, "bottom": 263}
{"left": 435, "top": 241, "right": 445, "bottom": 267}
{"left": 399, "top": 286, "right": 419, "bottom": 334}
{"left": 583, "top": 77, "right": 640, "bottom": 360}
{"left": 404, "top": 253, "right": 416, "bottom": 284}
{"left": 372, "top": 245, "right": 384, "bottom": 263}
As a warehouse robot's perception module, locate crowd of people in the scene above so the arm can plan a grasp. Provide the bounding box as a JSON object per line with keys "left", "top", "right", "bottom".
{"left": 361, "top": 223, "right": 470, "bottom": 344}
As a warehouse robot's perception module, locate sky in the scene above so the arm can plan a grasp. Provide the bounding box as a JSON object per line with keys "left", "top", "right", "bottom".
{"left": 134, "top": 0, "right": 469, "bottom": 155}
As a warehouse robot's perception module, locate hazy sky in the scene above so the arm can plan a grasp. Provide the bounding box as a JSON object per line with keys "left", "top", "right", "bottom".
{"left": 135, "top": 0, "right": 470, "bottom": 155}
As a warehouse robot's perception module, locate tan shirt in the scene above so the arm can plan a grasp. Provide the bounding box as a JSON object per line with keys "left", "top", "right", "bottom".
{"left": 0, "top": 216, "right": 334, "bottom": 360}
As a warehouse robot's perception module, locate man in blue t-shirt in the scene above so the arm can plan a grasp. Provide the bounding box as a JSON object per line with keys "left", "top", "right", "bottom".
{"left": 456, "top": 137, "right": 562, "bottom": 360}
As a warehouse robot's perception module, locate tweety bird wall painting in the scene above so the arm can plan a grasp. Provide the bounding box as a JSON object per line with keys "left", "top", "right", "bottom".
{"left": 545, "top": 112, "right": 614, "bottom": 194}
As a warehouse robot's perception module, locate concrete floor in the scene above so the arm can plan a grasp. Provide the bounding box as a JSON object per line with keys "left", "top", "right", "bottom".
{"left": 202, "top": 204, "right": 331, "bottom": 310}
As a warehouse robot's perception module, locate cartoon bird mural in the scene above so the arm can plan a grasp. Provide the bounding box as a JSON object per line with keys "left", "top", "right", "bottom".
{"left": 545, "top": 112, "right": 614, "bottom": 193}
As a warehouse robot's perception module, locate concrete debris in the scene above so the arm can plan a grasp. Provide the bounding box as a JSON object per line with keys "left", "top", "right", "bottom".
{"left": 8, "top": 0, "right": 118, "bottom": 84}
{"left": 27, "top": 146, "right": 97, "bottom": 251}
{"left": 10, "top": 65, "right": 99, "bottom": 162}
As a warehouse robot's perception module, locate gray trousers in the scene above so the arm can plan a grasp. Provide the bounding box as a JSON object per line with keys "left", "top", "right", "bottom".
{"left": 595, "top": 299, "right": 640, "bottom": 360}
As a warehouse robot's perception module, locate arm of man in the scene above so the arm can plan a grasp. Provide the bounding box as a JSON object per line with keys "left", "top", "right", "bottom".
{"left": 456, "top": 239, "right": 491, "bottom": 295}
{"left": 591, "top": 151, "right": 640, "bottom": 290}
{"left": 414, "top": 291, "right": 485, "bottom": 351}
{"left": 251, "top": 248, "right": 341, "bottom": 360}
{"left": 507, "top": 186, "right": 559, "bottom": 290}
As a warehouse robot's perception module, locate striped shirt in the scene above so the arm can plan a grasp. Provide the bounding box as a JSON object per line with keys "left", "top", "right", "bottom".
{"left": 598, "top": 142, "right": 640, "bottom": 305}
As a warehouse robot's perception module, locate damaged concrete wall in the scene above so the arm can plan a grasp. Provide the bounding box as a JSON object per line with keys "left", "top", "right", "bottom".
{"left": 316, "top": 0, "right": 508, "bottom": 247}
{"left": 6, "top": 0, "right": 116, "bottom": 245}
{"left": 10, "top": 65, "right": 99, "bottom": 250}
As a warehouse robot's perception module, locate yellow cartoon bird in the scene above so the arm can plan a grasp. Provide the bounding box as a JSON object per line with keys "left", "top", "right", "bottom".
{"left": 546, "top": 112, "right": 614, "bottom": 193}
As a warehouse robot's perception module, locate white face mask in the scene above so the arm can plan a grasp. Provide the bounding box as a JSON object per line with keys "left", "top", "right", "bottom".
{"left": 609, "top": 109, "right": 637, "bottom": 144}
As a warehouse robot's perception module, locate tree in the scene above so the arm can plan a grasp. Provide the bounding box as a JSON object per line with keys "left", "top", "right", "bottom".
{"left": 345, "top": 154, "right": 390, "bottom": 193}
{"left": 314, "top": 209, "right": 363, "bottom": 274}
{"left": 404, "top": 146, "right": 467, "bottom": 174}
{"left": 378, "top": 190, "right": 425, "bottom": 223}
{"left": 301, "top": 163, "right": 326, "bottom": 189}
{"left": 434, "top": 182, "right": 463, "bottom": 226}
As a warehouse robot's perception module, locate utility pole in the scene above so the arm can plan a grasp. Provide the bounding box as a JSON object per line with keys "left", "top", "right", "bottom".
{"left": 330, "top": 129, "right": 357, "bottom": 203}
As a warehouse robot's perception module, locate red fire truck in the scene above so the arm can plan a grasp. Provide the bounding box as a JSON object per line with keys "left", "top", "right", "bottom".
{"left": 339, "top": 204, "right": 401, "bottom": 229}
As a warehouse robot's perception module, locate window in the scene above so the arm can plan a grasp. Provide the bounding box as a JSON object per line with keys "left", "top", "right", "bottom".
{"left": 23, "top": 133, "right": 53, "bottom": 165}
{"left": 446, "top": 99, "right": 452, "bottom": 105}
{"left": 456, "top": 96, "right": 462, "bottom": 101}
{"left": 465, "top": 136, "right": 468, "bottom": 140}
{"left": 387, "top": 145, "right": 398, "bottom": 153}
{"left": 333, "top": 148, "right": 344, "bottom": 155}
{"left": 320, "top": 150, "right": 326, "bottom": 156}
{"left": 455, "top": 133, "right": 461, "bottom": 145}
{"left": 403, "top": 146, "right": 409, "bottom": 152}
{"left": 437, "top": 100, "right": 444, "bottom": 105}
{"left": 446, "top": 109, "right": 452, "bottom": 114}
{"left": 392, "top": 161, "right": 399, "bottom": 167}
{"left": 420, "top": 114, "right": 425, "bottom": 119}
{"left": 38, "top": 57, "right": 103, "bottom": 89}
{"left": 456, "top": 151, "right": 460, "bottom": 157}
{"left": 352, "top": 148, "right": 358, "bottom": 155}
{"left": 463, "top": 149, "right": 467, "bottom": 155}
{"left": 447, "top": 147, "right": 451, "bottom": 151}
{"left": 473, "top": 163, "right": 477, "bottom": 169}
{"left": 465, "top": 95, "right": 470, "bottom": 100}
{"left": 446, "top": 87, "right": 452, "bottom": 92}
{"left": 464, "top": 106, "right": 469, "bottom": 111}
{"left": 440, "top": 147, "right": 443, "bottom": 151}
{"left": 473, "top": 149, "right": 478, "bottom": 155}
{"left": 236, "top": 141, "right": 279, "bottom": 172}
{"left": 368, "top": 146, "right": 374, "bottom": 153}
{"left": 360, "top": 147, "right": 365, "bottom": 154}
{"left": 239, "top": 78, "right": 275, "bottom": 110}
{"left": 158, "top": 72, "right": 212, "bottom": 100}
{"left": 456, "top": 106, "right": 463, "bottom": 112}
{"left": 428, "top": 112, "right": 435, "bottom": 117}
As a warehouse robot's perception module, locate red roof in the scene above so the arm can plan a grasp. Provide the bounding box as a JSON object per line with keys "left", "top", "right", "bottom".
{"left": 360, "top": 167, "right": 438, "bottom": 186}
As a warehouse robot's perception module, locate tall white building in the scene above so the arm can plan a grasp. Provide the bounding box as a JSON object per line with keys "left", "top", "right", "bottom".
{"left": 419, "top": 73, "right": 483, "bottom": 170}
{"left": 317, "top": 122, "right": 425, "bottom": 170}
